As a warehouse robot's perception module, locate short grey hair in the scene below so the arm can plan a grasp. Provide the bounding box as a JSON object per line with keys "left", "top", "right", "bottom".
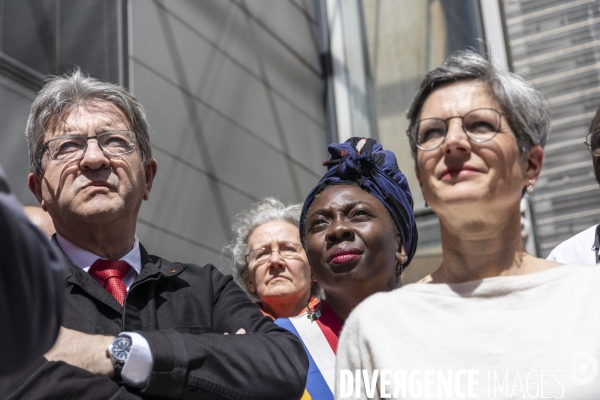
{"left": 407, "top": 50, "right": 550, "bottom": 160}
{"left": 224, "top": 197, "right": 313, "bottom": 300}
{"left": 26, "top": 68, "right": 152, "bottom": 176}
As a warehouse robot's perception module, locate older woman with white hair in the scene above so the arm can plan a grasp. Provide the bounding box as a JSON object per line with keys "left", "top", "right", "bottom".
{"left": 225, "top": 197, "right": 318, "bottom": 319}
{"left": 336, "top": 50, "right": 600, "bottom": 399}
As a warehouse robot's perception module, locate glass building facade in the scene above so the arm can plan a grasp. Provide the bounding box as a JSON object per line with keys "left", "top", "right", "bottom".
{"left": 1, "top": 0, "right": 599, "bottom": 274}
{"left": 502, "top": 0, "right": 600, "bottom": 257}
{"left": 359, "top": 0, "right": 488, "bottom": 281}
{"left": 0, "top": 0, "right": 328, "bottom": 271}
{"left": 343, "top": 0, "right": 600, "bottom": 280}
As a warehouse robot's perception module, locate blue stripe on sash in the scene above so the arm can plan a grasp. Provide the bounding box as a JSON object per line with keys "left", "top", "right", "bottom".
{"left": 276, "top": 318, "right": 333, "bottom": 400}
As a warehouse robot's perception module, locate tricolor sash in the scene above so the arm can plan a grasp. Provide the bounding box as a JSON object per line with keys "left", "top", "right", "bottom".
{"left": 275, "top": 302, "right": 342, "bottom": 400}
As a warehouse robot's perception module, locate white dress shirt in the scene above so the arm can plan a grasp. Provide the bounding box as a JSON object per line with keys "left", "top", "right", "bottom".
{"left": 546, "top": 224, "right": 598, "bottom": 266}
{"left": 56, "top": 234, "right": 153, "bottom": 388}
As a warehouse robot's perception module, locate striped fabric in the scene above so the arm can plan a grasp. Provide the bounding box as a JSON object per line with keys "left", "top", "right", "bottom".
{"left": 275, "top": 302, "right": 342, "bottom": 400}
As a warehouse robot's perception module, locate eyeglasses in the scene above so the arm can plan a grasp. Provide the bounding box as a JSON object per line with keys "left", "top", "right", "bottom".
{"left": 584, "top": 131, "right": 600, "bottom": 155}
{"left": 41, "top": 130, "right": 138, "bottom": 163}
{"left": 406, "top": 108, "right": 503, "bottom": 151}
{"left": 245, "top": 242, "right": 303, "bottom": 266}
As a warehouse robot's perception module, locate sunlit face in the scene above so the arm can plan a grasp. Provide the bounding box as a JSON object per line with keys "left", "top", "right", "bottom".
{"left": 244, "top": 220, "right": 312, "bottom": 304}
{"left": 415, "top": 81, "right": 530, "bottom": 215}
{"left": 28, "top": 101, "right": 156, "bottom": 231}
{"left": 304, "top": 185, "right": 406, "bottom": 294}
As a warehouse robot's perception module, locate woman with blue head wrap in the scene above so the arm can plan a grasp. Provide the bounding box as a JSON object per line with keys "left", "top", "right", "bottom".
{"left": 274, "top": 137, "right": 417, "bottom": 400}
{"left": 300, "top": 137, "right": 418, "bottom": 269}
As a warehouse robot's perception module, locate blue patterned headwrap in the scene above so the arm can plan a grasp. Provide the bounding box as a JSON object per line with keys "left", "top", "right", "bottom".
{"left": 300, "top": 137, "right": 418, "bottom": 268}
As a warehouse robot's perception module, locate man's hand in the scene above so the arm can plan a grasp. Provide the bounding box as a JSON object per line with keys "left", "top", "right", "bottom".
{"left": 44, "top": 327, "right": 114, "bottom": 377}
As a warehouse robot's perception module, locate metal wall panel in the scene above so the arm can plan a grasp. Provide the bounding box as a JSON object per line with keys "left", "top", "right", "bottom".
{"left": 502, "top": 0, "right": 600, "bottom": 256}
{"left": 130, "top": 0, "right": 327, "bottom": 272}
{"left": 0, "top": 0, "right": 327, "bottom": 275}
{"left": 0, "top": 74, "right": 38, "bottom": 205}
{"left": 1, "top": 0, "right": 122, "bottom": 83}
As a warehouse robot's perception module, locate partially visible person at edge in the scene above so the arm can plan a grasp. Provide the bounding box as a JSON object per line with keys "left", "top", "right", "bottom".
{"left": 336, "top": 50, "right": 600, "bottom": 399}
{"left": 274, "top": 137, "right": 418, "bottom": 400}
{"left": 0, "top": 166, "right": 63, "bottom": 374}
{"left": 224, "top": 197, "right": 319, "bottom": 319}
{"left": 0, "top": 68, "right": 308, "bottom": 400}
{"left": 547, "top": 104, "right": 600, "bottom": 265}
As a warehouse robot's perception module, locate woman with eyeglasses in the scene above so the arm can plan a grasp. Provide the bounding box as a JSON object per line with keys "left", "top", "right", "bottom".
{"left": 225, "top": 197, "right": 318, "bottom": 319}
{"left": 336, "top": 50, "right": 600, "bottom": 398}
{"left": 275, "top": 137, "right": 418, "bottom": 400}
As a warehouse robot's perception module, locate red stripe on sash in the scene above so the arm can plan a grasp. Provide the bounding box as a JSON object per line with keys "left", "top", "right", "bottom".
{"left": 316, "top": 301, "right": 343, "bottom": 353}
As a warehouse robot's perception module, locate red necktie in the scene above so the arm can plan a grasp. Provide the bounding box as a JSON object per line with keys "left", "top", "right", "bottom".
{"left": 88, "top": 259, "right": 131, "bottom": 306}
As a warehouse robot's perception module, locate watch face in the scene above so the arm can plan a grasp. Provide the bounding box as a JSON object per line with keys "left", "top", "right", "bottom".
{"left": 111, "top": 337, "right": 131, "bottom": 362}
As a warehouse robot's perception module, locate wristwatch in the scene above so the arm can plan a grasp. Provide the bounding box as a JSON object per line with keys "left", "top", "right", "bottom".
{"left": 106, "top": 335, "right": 132, "bottom": 380}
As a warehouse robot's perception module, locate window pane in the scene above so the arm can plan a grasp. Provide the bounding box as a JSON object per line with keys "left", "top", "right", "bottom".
{"left": 2, "top": 0, "right": 57, "bottom": 74}
{"left": 361, "top": 0, "right": 486, "bottom": 282}
{"left": 59, "top": 0, "right": 120, "bottom": 82}
{"left": 501, "top": 0, "right": 600, "bottom": 257}
{"left": 1, "top": 0, "right": 122, "bottom": 83}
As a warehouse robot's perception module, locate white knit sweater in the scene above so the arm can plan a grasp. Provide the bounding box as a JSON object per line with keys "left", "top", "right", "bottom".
{"left": 336, "top": 264, "right": 600, "bottom": 399}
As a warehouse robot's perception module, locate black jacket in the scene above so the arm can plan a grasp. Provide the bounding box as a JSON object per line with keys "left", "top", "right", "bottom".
{"left": 0, "top": 244, "right": 308, "bottom": 399}
{"left": 0, "top": 168, "right": 63, "bottom": 374}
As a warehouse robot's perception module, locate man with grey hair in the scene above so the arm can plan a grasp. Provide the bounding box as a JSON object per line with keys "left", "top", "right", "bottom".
{"left": 0, "top": 69, "right": 307, "bottom": 399}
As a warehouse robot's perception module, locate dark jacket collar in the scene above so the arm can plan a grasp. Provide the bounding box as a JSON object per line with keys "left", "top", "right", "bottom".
{"left": 137, "top": 244, "right": 186, "bottom": 280}
{"left": 52, "top": 236, "right": 187, "bottom": 313}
